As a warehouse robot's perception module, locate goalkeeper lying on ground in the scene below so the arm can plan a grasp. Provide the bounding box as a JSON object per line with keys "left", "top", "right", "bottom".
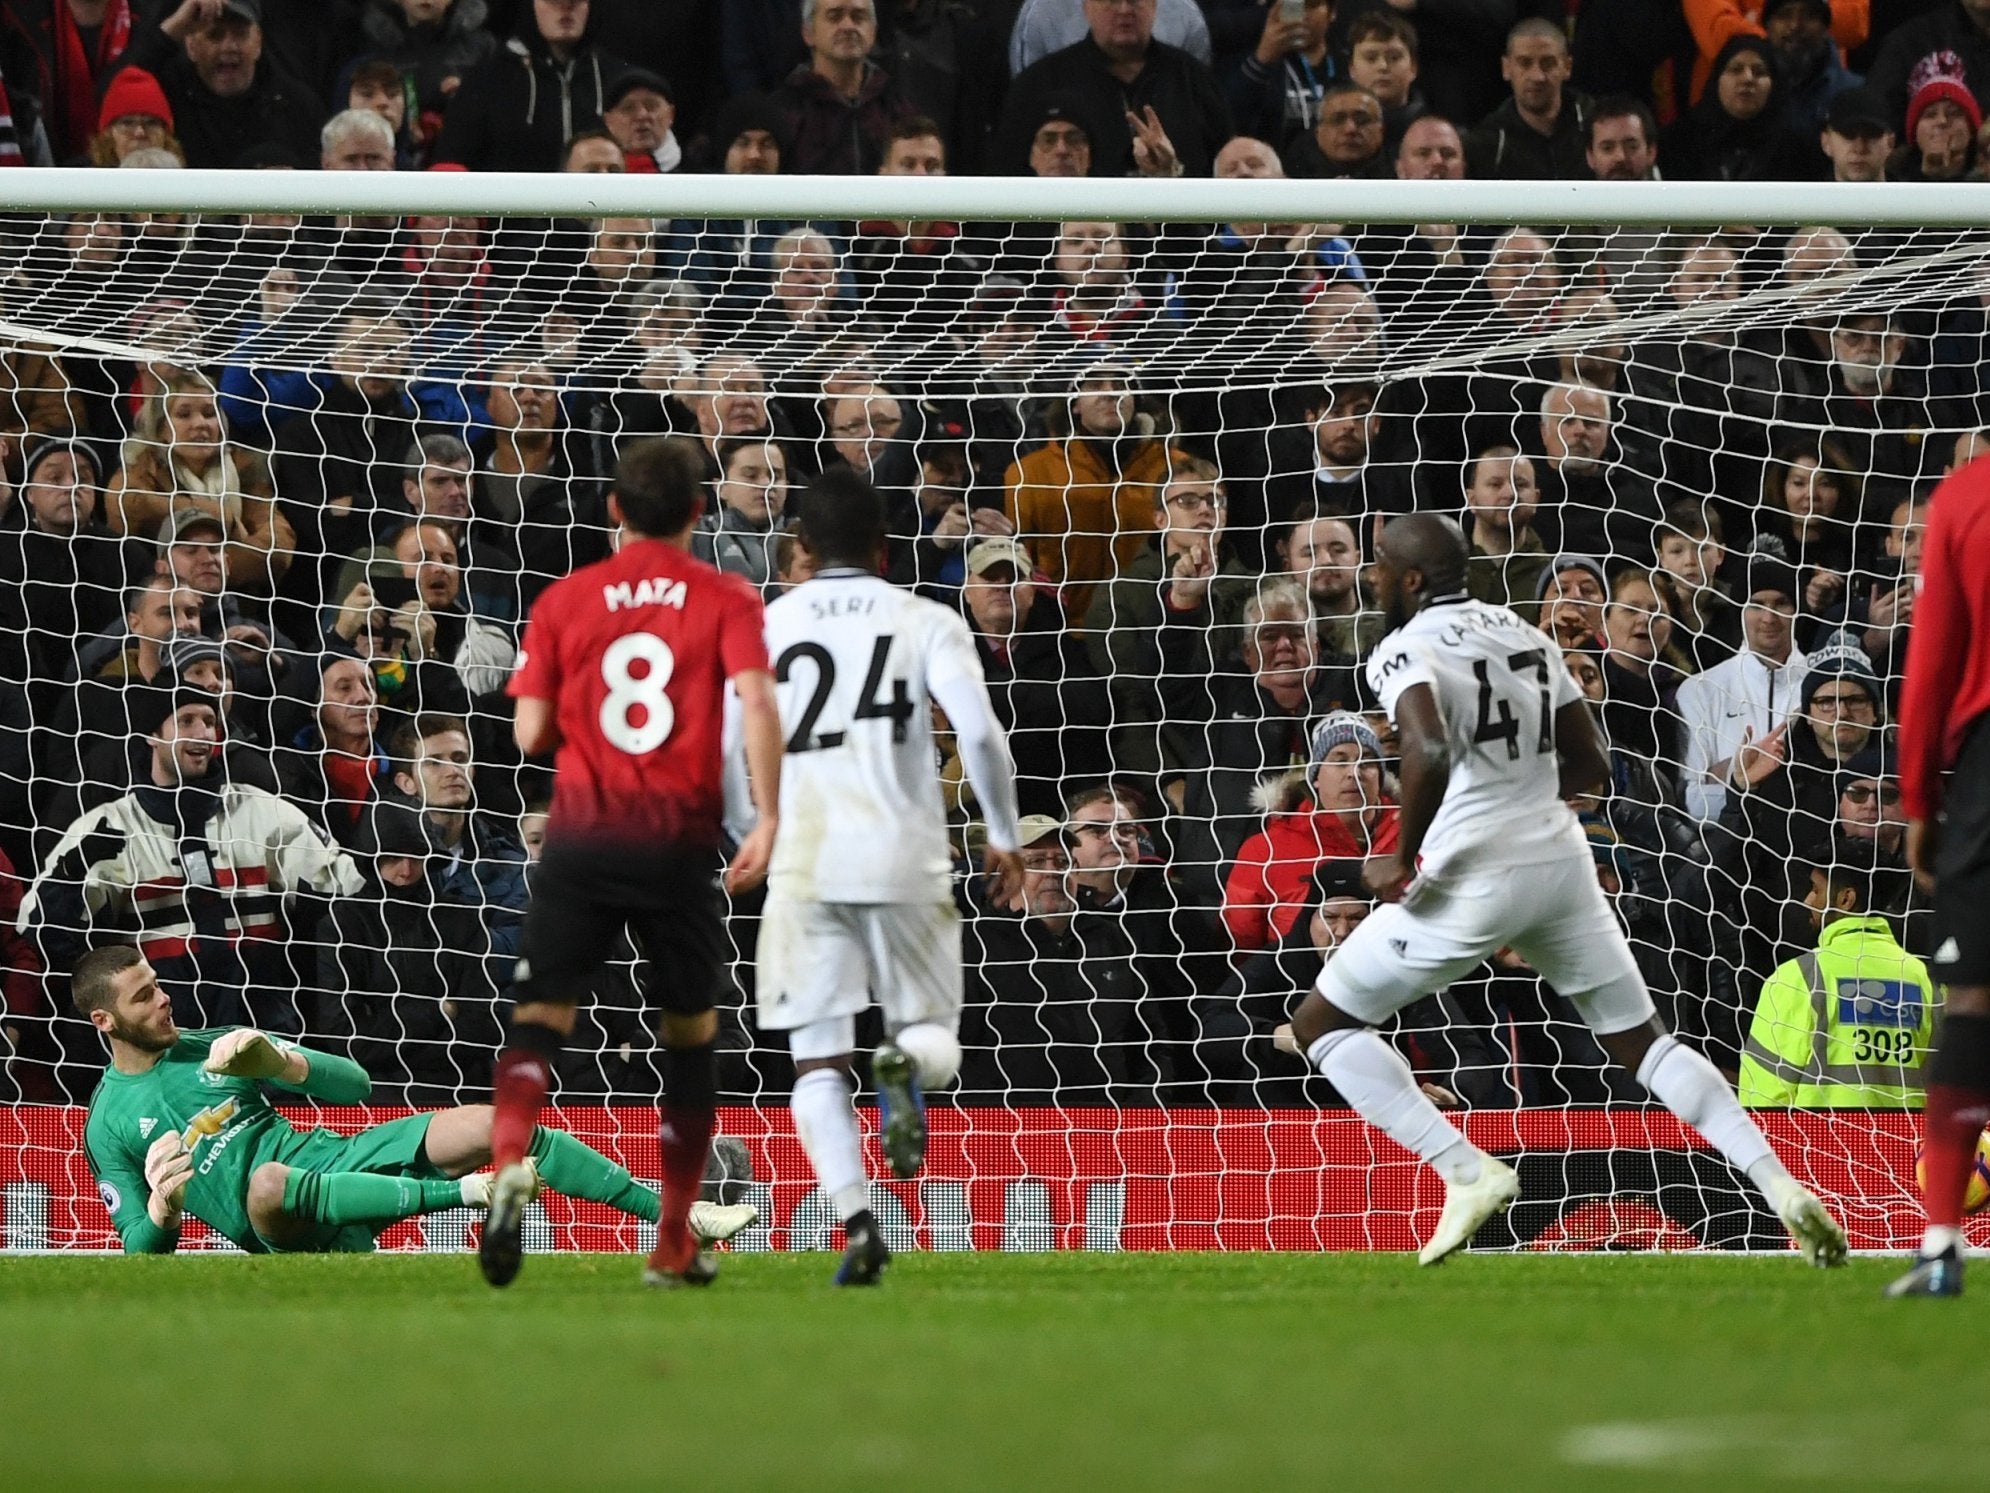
{"left": 72, "top": 947, "right": 757, "bottom": 1255}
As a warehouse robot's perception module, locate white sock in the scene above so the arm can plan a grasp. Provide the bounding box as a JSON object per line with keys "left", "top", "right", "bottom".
{"left": 1635, "top": 1035, "right": 1791, "bottom": 1198}
{"left": 893, "top": 1022, "right": 961, "bottom": 1090}
{"left": 1921, "top": 1224, "right": 1963, "bottom": 1257}
{"left": 791, "top": 1069, "right": 870, "bottom": 1222}
{"left": 1308, "top": 1028, "right": 1482, "bottom": 1185}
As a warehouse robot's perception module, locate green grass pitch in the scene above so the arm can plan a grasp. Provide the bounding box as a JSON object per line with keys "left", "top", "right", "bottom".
{"left": 0, "top": 1251, "right": 1977, "bottom": 1491}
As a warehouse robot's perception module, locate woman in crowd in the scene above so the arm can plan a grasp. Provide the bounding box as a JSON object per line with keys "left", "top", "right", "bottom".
{"left": 105, "top": 372, "right": 295, "bottom": 591}
{"left": 1661, "top": 36, "right": 1808, "bottom": 181}
{"left": 1758, "top": 438, "right": 1861, "bottom": 613}
{"left": 693, "top": 436, "right": 789, "bottom": 592}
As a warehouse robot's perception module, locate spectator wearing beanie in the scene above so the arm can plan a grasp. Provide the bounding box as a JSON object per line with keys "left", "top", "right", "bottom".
{"left": 1869, "top": 1, "right": 1990, "bottom": 130}
{"left": 1888, "top": 54, "right": 1984, "bottom": 180}
{"left": 601, "top": 67, "right": 680, "bottom": 173}
{"left": 84, "top": 66, "right": 179, "bottom": 166}
{"left": 1221, "top": 712, "right": 1401, "bottom": 955}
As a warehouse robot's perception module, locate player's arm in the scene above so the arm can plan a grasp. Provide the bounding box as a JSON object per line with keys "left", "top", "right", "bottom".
{"left": 1365, "top": 681, "right": 1448, "bottom": 903}
{"left": 86, "top": 1124, "right": 185, "bottom": 1253}
{"left": 514, "top": 695, "right": 560, "bottom": 758}
{"left": 1551, "top": 697, "right": 1612, "bottom": 799}
{"left": 1899, "top": 479, "right": 1972, "bottom": 889}
{"left": 931, "top": 621, "right": 1026, "bottom": 905}
{"left": 203, "top": 1029, "right": 372, "bottom": 1102}
{"left": 725, "top": 667, "right": 782, "bottom": 894}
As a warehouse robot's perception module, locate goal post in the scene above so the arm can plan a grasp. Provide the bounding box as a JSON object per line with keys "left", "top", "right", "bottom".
{"left": 0, "top": 170, "right": 1974, "bottom": 1253}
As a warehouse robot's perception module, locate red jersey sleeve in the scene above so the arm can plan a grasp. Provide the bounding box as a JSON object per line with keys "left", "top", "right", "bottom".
{"left": 1899, "top": 466, "right": 1986, "bottom": 819}
{"left": 715, "top": 574, "right": 771, "bottom": 679}
{"left": 508, "top": 588, "right": 564, "bottom": 702}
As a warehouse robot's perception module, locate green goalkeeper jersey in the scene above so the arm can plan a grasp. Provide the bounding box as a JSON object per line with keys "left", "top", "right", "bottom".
{"left": 83, "top": 1029, "right": 371, "bottom": 1254}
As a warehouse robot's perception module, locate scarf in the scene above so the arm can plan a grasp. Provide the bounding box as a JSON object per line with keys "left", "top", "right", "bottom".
{"left": 53, "top": 0, "right": 133, "bottom": 160}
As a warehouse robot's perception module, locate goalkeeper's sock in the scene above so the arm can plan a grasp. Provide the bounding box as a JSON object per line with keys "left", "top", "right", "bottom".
{"left": 1921, "top": 1013, "right": 1990, "bottom": 1233}
{"left": 1308, "top": 1028, "right": 1483, "bottom": 1186}
{"left": 282, "top": 1168, "right": 470, "bottom": 1228}
{"left": 657, "top": 1043, "right": 717, "bottom": 1259}
{"left": 1634, "top": 1034, "right": 1786, "bottom": 1192}
{"left": 491, "top": 1023, "right": 563, "bottom": 1171}
{"left": 528, "top": 1126, "right": 660, "bottom": 1224}
{"left": 792, "top": 1067, "right": 870, "bottom": 1221}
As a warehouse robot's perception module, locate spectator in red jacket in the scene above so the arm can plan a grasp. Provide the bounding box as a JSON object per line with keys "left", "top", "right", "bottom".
{"left": 1221, "top": 711, "right": 1400, "bottom": 955}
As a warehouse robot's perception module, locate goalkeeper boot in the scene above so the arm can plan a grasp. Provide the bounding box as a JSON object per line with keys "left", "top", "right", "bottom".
{"left": 477, "top": 1159, "right": 542, "bottom": 1289}
{"left": 1417, "top": 1154, "right": 1520, "bottom": 1266}
{"left": 1771, "top": 1181, "right": 1849, "bottom": 1269}
{"left": 1886, "top": 1243, "right": 1964, "bottom": 1298}
{"left": 833, "top": 1209, "right": 890, "bottom": 1287}
{"left": 873, "top": 1043, "right": 927, "bottom": 1181}
{"left": 689, "top": 1200, "right": 760, "bottom": 1247}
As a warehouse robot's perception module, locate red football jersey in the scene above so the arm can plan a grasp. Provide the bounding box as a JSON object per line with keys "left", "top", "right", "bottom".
{"left": 509, "top": 537, "right": 769, "bottom": 848}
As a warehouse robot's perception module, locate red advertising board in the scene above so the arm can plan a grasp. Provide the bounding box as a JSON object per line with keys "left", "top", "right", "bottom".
{"left": 3, "top": 1104, "right": 1976, "bottom": 1252}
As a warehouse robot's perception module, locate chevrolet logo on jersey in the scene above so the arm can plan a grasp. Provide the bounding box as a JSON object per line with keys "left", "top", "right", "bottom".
{"left": 1836, "top": 979, "right": 1921, "bottom": 1028}
{"left": 181, "top": 1097, "right": 240, "bottom": 1149}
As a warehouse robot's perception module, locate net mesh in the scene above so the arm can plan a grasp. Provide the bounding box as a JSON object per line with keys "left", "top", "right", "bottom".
{"left": 0, "top": 195, "right": 1970, "bottom": 1250}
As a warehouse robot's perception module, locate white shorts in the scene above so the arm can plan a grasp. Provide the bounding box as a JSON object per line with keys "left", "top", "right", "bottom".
{"left": 1317, "top": 851, "right": 1653, "bottom": 1036}
{"left": 755, "top": 895, "right": 963, "bottom": 1035}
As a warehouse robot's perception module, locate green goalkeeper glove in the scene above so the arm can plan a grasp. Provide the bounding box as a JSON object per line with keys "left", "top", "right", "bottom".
{"left": 202, "top": 1029, "right": 293, "bottom": 1081}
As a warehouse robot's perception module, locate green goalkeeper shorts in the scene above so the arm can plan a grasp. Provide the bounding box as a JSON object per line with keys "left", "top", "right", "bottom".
{"left": 253, "top": 1113, "right": 442, "bottom": 1254}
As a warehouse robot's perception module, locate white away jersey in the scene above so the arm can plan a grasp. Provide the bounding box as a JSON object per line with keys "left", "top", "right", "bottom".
{"left": 1365, "top": 598, "right": 1588, "bottom": 877}
{"left": 764, "top": 570, "right": 987, "bottom": 902}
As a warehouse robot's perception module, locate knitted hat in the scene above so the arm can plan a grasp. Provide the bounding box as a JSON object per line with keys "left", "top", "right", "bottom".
{"left": 1906, "top": 52, "right": 1982, "bottom": 139}
{"left": 1740, "top": 550, "right": 1801, "bottom": 609}
{"left": 128, "top": 669, "right": 219, "bottom": 739}
{"left": 1535, "top": 553, "right": 1608, "bottom": 601}
{"left": 98, "top": 67, "right": 174, "bottom": 134}
{"left": 1310, "top": 857, "right": 1367, "bottom": 905}
{"left": 1836, "top": 743, "right": 1897, "bottom": 802}
{"left": 1309, "top": 710, "right": 1383, "bottom": 769}
{"left": 160, "top": 633, "right": 233, "bottom": 680}
{"left": 18, "top": 432, "right": 100, "bottom": 487}
{"left": 1799, "top": 638, "right": 1880, "bottom": 712}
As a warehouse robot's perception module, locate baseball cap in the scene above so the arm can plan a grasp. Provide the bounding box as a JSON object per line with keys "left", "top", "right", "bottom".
{"left": 1824, "top": 87, "right": 1889, "bottom": 137}
{"left": 965, "top": 537, "right": 1033, "bottom": 578}
{"left": 156, "top": 508, "right": 227, "bottom": 549}
{"left": 219, "top": 0, "right": 262, "bottom": 24}
{"left": 1016, "top": 814, "right": 1068, "bottom": 849}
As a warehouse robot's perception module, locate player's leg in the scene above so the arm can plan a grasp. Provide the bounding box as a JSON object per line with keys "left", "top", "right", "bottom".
{"left": 870, "top": 901, "right": 966, "bottom": 1180}
{"left": 758, "top": 897, "right": 886, "bottom": 1284}
{"left": 1513, "top": 858, "right": 1846, "bottom": 1267}
{"left": 481, "top": 863, "right": 619, "bottom": 1287}
{"left": 791, "top": 1021, "right": 891, "bottom": 1286}
{"left": 246, "top": 1161, "right": 475, "bottom": 1245}
{"left": 1895, "top": 980, "right": 1990, "bottom": 1296}
{"left": 418, "top": 1106, "right": 757, "bottom": 1244}
{"left": 630, "top": 854, "right": 733, "bottom": 1286}
{"left": 1288, "top": 884, "right": 1519, "bottom": 1264}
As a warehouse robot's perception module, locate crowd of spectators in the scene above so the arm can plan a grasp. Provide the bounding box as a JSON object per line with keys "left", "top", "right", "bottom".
{"left": 0, "top": 0, "right": 1975, "bottom": 1114}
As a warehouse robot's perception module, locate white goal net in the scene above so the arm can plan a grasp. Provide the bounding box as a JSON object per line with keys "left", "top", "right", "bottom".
{"left": 0, "top": 171, "right": 1974, "bottom": 1252}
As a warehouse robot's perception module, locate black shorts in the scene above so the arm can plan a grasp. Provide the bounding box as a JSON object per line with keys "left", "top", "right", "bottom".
{"left": 516, "top": 839, "right": 727, "bottom": 1015}
{"left": 1933, "top": 714, "right": 1990, "bottom": 988}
